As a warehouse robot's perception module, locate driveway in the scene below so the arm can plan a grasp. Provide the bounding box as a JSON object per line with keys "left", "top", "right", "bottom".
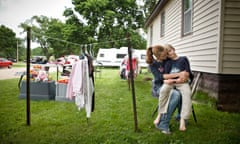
{"left": 0, "top": 67, "right": 26, "bottom": 80}
{"left": 0, "top": 65, "right": 59, "bottom": 80}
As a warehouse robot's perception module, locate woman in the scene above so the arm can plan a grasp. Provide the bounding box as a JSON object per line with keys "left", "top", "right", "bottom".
{"left": 153, "top": 44, "right": 193, "bottom": 131}
{"left": 146, "top": 44, "right": 189, "bottom": 134}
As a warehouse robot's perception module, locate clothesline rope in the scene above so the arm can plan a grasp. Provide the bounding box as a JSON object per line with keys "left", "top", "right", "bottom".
{"left": 32, "top": 31, "right": 129, "bottom": 48}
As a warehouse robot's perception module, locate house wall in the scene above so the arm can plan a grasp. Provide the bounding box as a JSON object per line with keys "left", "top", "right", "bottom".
{"left": 146, "top": 0, "right": 240, "bottom": 112}
{"left": 147, "top": 0, "right": 240, "bottom": 75}
{"left": 221, "top": 0, "right": 240, "bottom": 74}
{"left": 147, "top": 0, "right": 221, "bottom": 73}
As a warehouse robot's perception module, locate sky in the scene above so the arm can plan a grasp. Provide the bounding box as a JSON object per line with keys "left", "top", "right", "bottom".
{"left": 0, "top": 0, "right": 73, "bottom": 39}
{"left": 0, "top": 0, "right": 146, "bottom": 48}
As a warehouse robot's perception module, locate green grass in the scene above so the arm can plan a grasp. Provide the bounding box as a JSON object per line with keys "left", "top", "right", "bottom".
{"left": 12, "top": 62, "right": 26, "bottom": 67}
{"left": 0, "top": 68, "right": 239, "bottom": 144}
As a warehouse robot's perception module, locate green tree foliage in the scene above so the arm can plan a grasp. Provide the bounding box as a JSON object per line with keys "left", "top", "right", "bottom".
{"left": 19, "top": 16, "right": 68, "bottom": 58}
{"left": 0, "top": 25, "right": 17, "bottom": 57}
{"left": 63, "top": 8, "right": 91, "bottom": 55}
{"left": 0, "top": 25, "right": 25, "bottom": 61}
{"left": 31, "top": 47, "right": 44, "bottom": 56}
{"left": 18, "top": 1, "right": 152, "bottom": 58}
{"left": 71, "top": 0, "right": 146, "bottom": 50}
{"left": 142, "top": 0, "right": 158, "bottom": 18}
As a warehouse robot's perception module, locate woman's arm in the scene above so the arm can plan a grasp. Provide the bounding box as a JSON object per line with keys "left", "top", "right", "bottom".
{"left": 163, "top": 71, "right": 189, "bottom": 80}
{"left": 163, "top": 72, "right": 189, "bottom": 84}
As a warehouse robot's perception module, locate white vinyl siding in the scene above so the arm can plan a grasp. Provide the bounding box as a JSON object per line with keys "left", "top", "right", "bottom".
{"left": 222, "top": 0, "right": 240, "bottom": 74}
{"left": 146, "top": 0, "right": 240, "bottom": 74}
{"left": 147, "top": 0, "right": 220, "bottom": 73}
{"left": 150, "top": 25, "right": 153, "bottom": 46}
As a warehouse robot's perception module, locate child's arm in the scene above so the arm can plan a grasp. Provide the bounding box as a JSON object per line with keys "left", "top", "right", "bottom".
{"left": 164, "top": 75, "right": 188, "bottom": 84}
{"left": 174, "top": 77, "right": 188, "bottom": 84}
{"left": 163, "top": 71, "right": 189, "bottom": 82}
{"left": 163, "top": 79, "right": 175, "bottom": 84}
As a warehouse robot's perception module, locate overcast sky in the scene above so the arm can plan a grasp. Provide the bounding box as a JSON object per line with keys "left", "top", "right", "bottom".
{"left": 0, "top": 0, "right": 73, "bottom": 38}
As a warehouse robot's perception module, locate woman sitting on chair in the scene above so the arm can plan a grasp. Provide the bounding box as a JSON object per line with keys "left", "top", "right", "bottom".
{"left": 153, "top": 44, "right": 193, "bottom": 131}
{"left": 146, "top": 44, "right": 190, "bottom": 134}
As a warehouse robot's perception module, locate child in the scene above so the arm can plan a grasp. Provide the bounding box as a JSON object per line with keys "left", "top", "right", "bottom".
{"left": 153, "top": 44, "right": 193, "bottom": 131}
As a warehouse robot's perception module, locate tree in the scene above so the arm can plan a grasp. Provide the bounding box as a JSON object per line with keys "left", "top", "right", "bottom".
{"left": 71, "top": 0, "right": 146, "bottom": 50}
{"left": 17, "top": 1, "right": 154, "bottom": 58}
{"left": 0, "top": 25, "right": 17, "bottom": 58}
{"left": 142, "top": 0, "right": 158, "bottom": 18}
{"left": 19, "top": 16, "right": 68, "bottom": 58}
{"left": 63, "top": 8, "right": 93, "bottom": 55}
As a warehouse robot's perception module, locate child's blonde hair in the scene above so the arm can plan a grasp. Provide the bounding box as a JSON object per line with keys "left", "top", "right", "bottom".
{"left": 164, "top": 44, "right": 175, "bottom": 51}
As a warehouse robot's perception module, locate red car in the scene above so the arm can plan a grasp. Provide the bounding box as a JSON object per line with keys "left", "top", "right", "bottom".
{"left": 0, "top": 58, "right": 13, "bottom": 68}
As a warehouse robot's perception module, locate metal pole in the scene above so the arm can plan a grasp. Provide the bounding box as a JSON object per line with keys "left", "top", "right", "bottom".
{"left": 127, "top": 33, "right": 138, "bottom": 132}
{"left": 26, "top": 27, "right": 31, "bottom": 126}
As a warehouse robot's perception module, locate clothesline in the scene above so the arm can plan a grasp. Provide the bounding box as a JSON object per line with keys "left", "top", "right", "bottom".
{"left": 32, "top": 31, "right": 129, "bottom": 48}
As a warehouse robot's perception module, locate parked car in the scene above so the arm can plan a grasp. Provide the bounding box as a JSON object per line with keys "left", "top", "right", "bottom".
{"left": 7, "top": 58, "right": 17, "bottom": 62}
{"left": 31, "top": 56, "right": 47, "bottom": 64}
{"left": 0, "top": 58, "right": 13, "bottom": 68}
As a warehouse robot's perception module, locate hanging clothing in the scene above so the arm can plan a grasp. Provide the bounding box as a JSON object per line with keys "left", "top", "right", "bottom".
{"left": 66, "top": 56, "right": 94, "bottom": 118}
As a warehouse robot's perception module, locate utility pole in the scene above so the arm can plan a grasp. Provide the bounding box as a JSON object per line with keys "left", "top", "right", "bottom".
{"left": 16, "top": 39, "right": 19, "bottom": 62}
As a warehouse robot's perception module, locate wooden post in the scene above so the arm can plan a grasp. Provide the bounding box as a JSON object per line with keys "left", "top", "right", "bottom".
{"left": 127, "top": 33, "right": 138, "bottom": 132}
{"left": 26, "top": 27, "right": 31, "bottom": 126}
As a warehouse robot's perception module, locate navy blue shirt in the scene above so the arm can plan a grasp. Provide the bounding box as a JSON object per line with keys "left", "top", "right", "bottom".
{"left": 149, "top": 59, "right": 168, "bottom": 95}
{"left": 164, "top": 56, "right": 193, "bottom": 81}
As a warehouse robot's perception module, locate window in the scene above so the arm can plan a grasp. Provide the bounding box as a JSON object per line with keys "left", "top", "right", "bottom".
{"left": 100, "top": 53, "right": 104, "bottom": 57}
{"left": 116, "top": 54, "right": 126, "bottom": 59}
{"left": 160, "top": 11, "right": 165, "bottom": 37}
{"left": 141, "top": 54, "right": 146, "bottom": 60}
{"left": 182, "top": 0, "right": 192, "bottom": 35}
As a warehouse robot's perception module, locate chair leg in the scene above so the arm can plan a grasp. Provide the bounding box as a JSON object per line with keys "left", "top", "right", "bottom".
{"left": 152, "top": 105, "right": 158, "bottom": 118}
{"left": 192, "top": 105, "right": 197, "bottom": 123}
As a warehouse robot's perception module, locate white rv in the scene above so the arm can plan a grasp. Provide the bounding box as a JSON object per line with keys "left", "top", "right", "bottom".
{"left": 133, "top": 49, "right": 148, "bottom": 68}
{"left": 96, "top": 47, "right": 147, "bottom": 67}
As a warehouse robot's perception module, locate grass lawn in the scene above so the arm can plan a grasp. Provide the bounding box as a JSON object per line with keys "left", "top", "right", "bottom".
{"left": 12, "top": 62, "right": 26, "bottom": 68}
{"left": 0, "top": 68, "right": 239, "bottom": 144}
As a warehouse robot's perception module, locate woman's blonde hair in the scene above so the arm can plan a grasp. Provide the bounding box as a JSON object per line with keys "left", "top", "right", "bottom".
{"left": 146, "top": 45, "right": 165, "bottom": 64}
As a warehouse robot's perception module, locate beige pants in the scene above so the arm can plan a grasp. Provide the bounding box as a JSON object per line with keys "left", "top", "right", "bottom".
{"left": 159, "top": 83, "right": 192, "bottom": 119}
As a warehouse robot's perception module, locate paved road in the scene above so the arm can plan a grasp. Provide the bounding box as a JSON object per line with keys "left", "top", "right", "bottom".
{"left": 0, "top": 67, "right": 26, "bottom": 80}
{"left": 0, "top": 65, "right": 59, "bottom": 80}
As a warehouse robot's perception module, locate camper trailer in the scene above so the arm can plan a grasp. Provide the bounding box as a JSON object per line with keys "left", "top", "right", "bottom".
{"left": 96, "top": 47, "right": 127, "bottom": 67}
{"left": 134, "top": 49, "right": 148, "bottom": 68}
{"left": 96, "top": 47, "right": 147, "bottom": 67}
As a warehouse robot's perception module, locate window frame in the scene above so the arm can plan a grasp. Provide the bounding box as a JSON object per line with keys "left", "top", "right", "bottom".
{"left": 160, "top": 11, "right": 165, "bottom": 37}
{"left": 182, "top": 0, "right": 193, "bottom": 36}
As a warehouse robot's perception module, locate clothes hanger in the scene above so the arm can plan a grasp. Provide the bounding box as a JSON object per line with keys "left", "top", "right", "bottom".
{"left": 79, "top": 45, "right": 86, "bottom": 59}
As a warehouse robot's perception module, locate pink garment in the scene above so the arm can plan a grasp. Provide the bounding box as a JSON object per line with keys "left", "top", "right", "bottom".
{"left": 66, "top": 58, "right": 94, "bottom": 118}
{"left": 66, "top": 60, "right": 86, "bottom": 99}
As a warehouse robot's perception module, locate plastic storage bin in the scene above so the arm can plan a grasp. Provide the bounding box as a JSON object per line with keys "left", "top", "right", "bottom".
{"left": 55, "top": 83, "right": 74, "bottom": 102}
{"left": 19, "top": 81, "right": 56, "bottom": 100}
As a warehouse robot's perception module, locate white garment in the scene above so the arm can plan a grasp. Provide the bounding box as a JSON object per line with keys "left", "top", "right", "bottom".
{"left": 66, "top": 57, "right": 94, "bottom": 118}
